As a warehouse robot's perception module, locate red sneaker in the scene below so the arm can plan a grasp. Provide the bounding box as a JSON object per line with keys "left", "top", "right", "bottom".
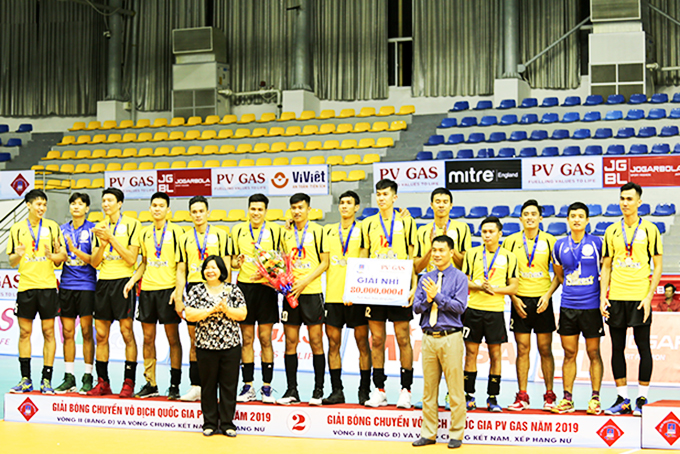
{"left": 119, "top": 379, "right": 134, "bottom": 398}
{"left": 87, "top": 377, "right": 113, "bottom": 396}
{"left": 543, "top": 390, "right": 557, "bottom": 411}
{"left": 507, "top": 391, "right": 530, "bottom": 411}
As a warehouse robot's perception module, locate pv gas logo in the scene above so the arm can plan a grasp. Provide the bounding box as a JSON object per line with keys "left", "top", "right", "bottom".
{"left": 11, "top": 174, "right": 30, "bottom": 196}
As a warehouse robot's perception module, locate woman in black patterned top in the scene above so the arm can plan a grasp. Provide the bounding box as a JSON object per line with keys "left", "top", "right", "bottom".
{"left": 185, "top": 255, "right": 247, "bottom": 437}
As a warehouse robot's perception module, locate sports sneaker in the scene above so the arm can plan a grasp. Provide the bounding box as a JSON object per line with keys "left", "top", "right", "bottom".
{"left": 552, "top": 399, "right": 575, "bottom": 414}
{"left": 276, "top": 388, "right": 300, "bottom": 405}
{"left": 10, "top": 377, "right": 33, "bottom": 393}
{"left": 135, "top": 382, "right": 159, "bottom": 399}
{"left": 543, "top": 390, "right": 557, "bottom": 411}
{"left": 179, "top": 385, "right": 201, "bottom": 402}
{"left": 167, "top": 384, "right": 180, "bottom": 400}
{"left": 87, "top": 377, "right": 112, "bottom": 396}
{"left": 633, "top": 397, "right": 647, "bottom": 416}
{"left": 261, "top": 385, "right": 275, "bottom": 404}
{"left": 358, "top": 388, "right": 370, "bottom": 406}
{"left": 309, "top": 387, "right": 323, "bottom": 406}
{"left": 119, "top": 378, "right": 134, "bottom": 398}
{"left": 487, "top": 396, "right": 502, "bottom": 412}
{"left": 587, "top": 398, "right": 602, "bottom": 415}
{"left": 55, "top": 373, "right": 77, "bottom": 394}
{"left": 364, "top": 389, "right": 388, "bottom": 407}
{"left": 322, "top": 388, "right": 345, "bottom": 405}
{"left": 604, "top": 396, "right": 632, "bottom": 415}
{"left": 396, "top": 388, "right": 412, "bottom": 409}
{"left": 40, "top": 378, "right": 55, "bottom": 395}
{"left": 237, "top": 384, "right": 257, "bottom": 403}
{"left": 79, "top": 374, "right": 94, "bottom": 394}
{"left": 465, "top": 395, "right": 476, "bottom": 411}
{"left": 507, "top": 391, "right": 530, "bottom": 411}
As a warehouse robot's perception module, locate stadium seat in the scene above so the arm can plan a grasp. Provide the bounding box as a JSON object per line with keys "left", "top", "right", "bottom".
{"left": 606, "top": 144, "right": 625, "bottom": 155}
{"left": 563, "top": 146, "right": 581, "bottom": 156}
{"left": 572, "top": 129, "right": 591, "bottom": 139}
{"left": 251, "top": 127, "right": 268, "bottom": 138}
{"left": 638, "top": 203, "right": 651, "bottom": 216}
{"left": 477, "top": 148, "right": 494, "bottom": 158}
{"left": 555, "top": 205, "right": 569, "bottom": 218}
{"left": 480, "top": 116, "right": 498, "bottom": 127}
{"left": 353, "top": 122, "right": 371, "bottom": 133}
{"left": 397, "top": 105, "right": 415, "bottom": 115}
{"left": 529, "top": 130, "right": 548, "bottom": 141}
{"left": 551, "top": 129, "right": 569, "bottom": 140}
{"left": 488, "top": 132, "right": 506, "bottom": 143}
{"left": 76, "top": 149, "right": 92, "bottom": 159}
{"left": 282, "top": 126, "right": 301, "bottom": 137}
{"left": 584, "top": 145, "right": 603, "bottom": 155}
{"left": 651, "top": 143, "right": 670, "bottom": 154}
{"left": 377, "top": 106, "right": 395, "bottom": 116}
{"left": 562, "top": 96, "right": 581, "bottom": 106}
{"left": 541, "top": 146, "right": 559, "bottom": 157}
{"left": 604, "top": 110, "right": 623, "bottom": 121}
{"left": 106, "top": 149, "right": 122, "bottom": 158}
{"left": 561, "top": 112, "right": 580, "bottom": 123}
{"left": 519, "top": 147, "right": 537, "bottom": 157}
{"left": 185, "top": 116, "right": 202, "bottom": 126}
{"left": 322, "top": 140, "right": 339, "bottom": 150}
{"left": 653, "top": 204, "right": 676, "bottom": 216}
{"left": 436, "top": 150, "right": 454, "bottom": 160}
{"left": 460, "top": 117, "right": 478, "bottom": 127}
{"left": 204, "top": 159, "right": 220, "bottom": 167}
{"left": 370, "top": 121, "right": 389, "bottom": 132}
{"left": 255, "top": 158, "right": 272, "bottom": 167}
{"left": 594, "top": 128, "right": 613, "bottom": 139}
{"left": 338, "top": 109, "right": 356, "bottom": 119}
{"left": 466, "top": 206, "right": 489, "bottom": 218}
{"left": 251, "top": 143, "right": 269, "bottom": 153}
{"left": 170, "top": 117, "right": 185, "bottom": 127}
{"left": 439, "top": 118, "right": 457, "bottom": 128}
{"left": 607, "top": 94, "right": 625, "bottom": 105}
{"left": 541, "top": 97, "right": 558, "bottom": 107}
{"left": 169, "top": 131, "right": 185, "bottom": 141}
{"left": 338, "top": 139, "right": 356, "bottom": 150}
{"left": 615, "top": 127, "right": 634, "bottom": 139}
{"left": 654, "top": 222, "right": 666, "bottom": 234}
{"left": 498, "top": 147, "right": 515, "bottom": 158}
{"left": 520, "top": 114, "right": 538, "bottom": 125}
{"left": 347, "top": 170, "right": 366, "bottom": 181}
{"left": 540, "top": 113, "right": 559, "bottom": 124}
{"left": 503, "top": 222, "right": 521, "bottom": 236}
{"left": 475, "top": 100, "right": 493, "bottom": 110}
{"left": 358, "top": 138, "right": 376, "bottom": 148}
{"left": 541, "top": 205, "right": 556, "bottom": 217}
{"left": 103, "top": 133, "right": 121, "bottom": 144}
{"left": 76, "top": 135, "right": 92, "bottom": 145}
{"left": 266, "top": 126, "right": 285, "bottom": 137}
{"left": 358, "top": 207, "right": 379, "bottom": 220}
{"left": 491, "top": 205, "right": 510, "bottom": 218}
{"left": 90, "top": 149, "right": 107, "bottom": 159}
{"left": 604, "top": 204, "right": 622, "bottom": 216}
{"left": 168, "top": 146, "right": 185, "bottom": 156}
{"left": 628, "top": 93, "right": 647, "bottom": 104}
{"left": 297, "top": 111, "right": 315, "bottom": 121}
{"left": 235, "top": 144, "right": 252, "bottom": 154}
{"left": 451, "top": 101, "right": 469, "bottom": 111}
{"left": 584, "top": 95, "right": 603, "bottom": 106}
{"left": 625, "top": 109, "right": 644, "bottom": 121}
{"left": 42, "top": 150, "right": 60, "bottom": 160}
{"left": 237, "top": 114, "right": 256, "bottom": 124}
{"left": 221, "top": 159, "right": 237, "bottom": 167}
{"left": 583, "top": 111, "right": 601, "bottom": 122}
{"left": 660, "top": 125, "right": 679, "bottom": 137}
{"left": 547, "top": 222, "right": 567, "bottom": 236}
{"left": 593, "top": 222, "right": 612, "bottom": 236}
{"left": 447, "top": 134, "right": 464, "bottom": 145}
{"left": 84, "top": 121, "right": 101, "bottom": 131}
{"left": 510, "top": 205, "right": 522, "bottom": 218}
{"left": 389, "top": 120, "right": 407, "bottom": 131}
{"left": 361, "top": 153, "right": 380, "bottom": 164}
{"left": 520, "top": 98, "right": 538, "bottom": 108}
{"left": 69, "top": 122, "right": 86, "bottom": 132}
{"left": 586, "top": 204, "right": 602, "bottom": 217}
{"left": 674, "top": 144, "right": 680, "bottom": 154}
{"left": 673, "top": 93, "right": 680, "bottom": 103}
{"left": 500, "top": 114, "right": 517, "bottom": 126}
{"left": 341, "top": 154, "right": 360, "bottom": 165}
{"left": 225, "top": 209, "right": 246, "bottom": 222}
{"left": 300, "top": 125, "right": 319, "bottom": 135}
{"left": 509, "top": 131, "right": 527, "bottom": 141}
{"left": 499, "top": 99, "right": 516, "bottom": 109}
{"left": 637, "top": 127, "right": 656, "bottom": 138}
{"left": 58, "top": 136, "right": 76, "bottom": 146}
{"left": 358, "top": 107, "right": 376, "bottom": 118}
{"left": 648, "top": 108, "right": 667, "bottom": 120}
{"left": 234, "top": 128, "right": 251, "bottom": 139}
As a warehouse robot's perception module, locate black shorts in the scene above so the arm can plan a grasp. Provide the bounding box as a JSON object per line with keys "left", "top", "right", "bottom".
{"left": 137, "top": 288, "right": 181, "bottom": 324}
{"left": 325, "top": 303, "right": 368, "bottom": 329}
{"left": 59, "top": 289, "right": 95, "bottom": 319}
{"left": 15, "top": 289, "right": 59, "bottom": 320}
{"left": 365, "top": 304, "right": 414, "bottom": 323}
{"left": 558, "top": 307, "right": 604, "bottom": 338}
{"left": 606, "top": 300, "right": 651, "bottom": 328}
{"left": 237, "top": 282, "right": 279, "bottom": 325}
{"left": 184, "top": 282, "right": 202, "bottom": 327}
{"left": 510, "top": 296, "right": 556, "bottom": 334}
{"left": 282, "top": 293, "right": 324, "bottom": 326}
{"left": 463, "top": 308, "right": 508, "bottom": 344}
{"left": 94, "top": 278, "right": 136, "bottom": 321}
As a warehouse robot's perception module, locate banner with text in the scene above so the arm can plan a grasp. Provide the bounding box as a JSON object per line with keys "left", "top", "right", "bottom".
{"left": 343, "top": 258, "right": 414, "bottom": 306}
{"left": 0, "top": 170, "right": 34, "bottom": 200}
{"left": 372, "top": 161, "right": 445, "bottom": 193}
{"left": 522, "top": 156, "right": 602, "bottom": 190}
{"left": 446, "top": 159, "right": 522, "bottom": 190}
{"left": 603, "top": 155, "right": 680, "bottom": 188}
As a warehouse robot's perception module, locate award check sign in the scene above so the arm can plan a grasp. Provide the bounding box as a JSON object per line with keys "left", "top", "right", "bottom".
{"left": 343, "top": 258, "right": 414, "bottom": 306}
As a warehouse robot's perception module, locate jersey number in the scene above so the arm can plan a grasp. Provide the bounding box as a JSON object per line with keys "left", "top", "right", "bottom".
{"left": 462, "top": 326, "right": 470, "bottom": 339}
{"left": 365, "top": 307, "right": 371, "bottom": 318}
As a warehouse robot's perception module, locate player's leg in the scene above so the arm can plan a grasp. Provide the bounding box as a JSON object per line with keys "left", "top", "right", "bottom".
{"left": 118, "top": 316, "right": 138, "bottom": 397}
{"left": 237, "top": 323, "right": 257, "bottom": 402}
{"left": 276, "top": 324, "right": 301, "bottom": 405}
{"left": 463, "top": 341, "right": 480, "bottom": 410}
{"left": 554, "top": 334, "right": 578, "bottom": 414}
{"left": 89, "top": 319, "right": 113, "bottom": 396}
{"left": 323, "top": 322, "right": 345, "bottom": 405}
{"left": 394, "top": 319, "right": 413, "bottom": 408}
{"left": 586, "top": 337, "right": 604, "bottom": 414}
{"left": 486, "top": 343, "right": 503, "bottom": 412}
{"left": 136, "top": 322, "right": 159, "bottom": 398}
{"left": 258, "top": 323, "right": 275, "bottom": 402}
{"left": 56, "top": 317, "right": 78, "bottom": 393}
{"left": 605, "top": 322, "right": 631, "bottom": 415}
{"left": 536, "top": 332, "right": 556, "bottom": 409}
{"left": 164, "top": 322, "right": 182, "bottom": 399}
{"left": 354, "top": 322, "right": 372, "bottom": 404}
{"left": 365, "top": 319, "right": 388, "bottom": 407}
{"left": 79, "top": 315, "right": 95, "bottom": 393}
{"left": 308, "top": 322, "right": 325, "bottom": 405}
{"left": 632, "top": 324, "right": 652, "bottom": 415}
{"left": 510, "top": 332, "right": 531, "bottom": 410}
{"left": 11, "top": 317, "right": 34, "bottom": 393}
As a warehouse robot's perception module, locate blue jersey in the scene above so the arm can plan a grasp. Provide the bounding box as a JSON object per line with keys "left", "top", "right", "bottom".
{"left": 60, "top": 220, "right": 97, "bottom": 291}
{"left": 553, "top": 233, "right": 602, "bottom": 310}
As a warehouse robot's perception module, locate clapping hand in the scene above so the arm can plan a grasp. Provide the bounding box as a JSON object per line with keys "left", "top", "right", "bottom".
{"left": 422, "top": 277, "right": 439, "bottom": 302}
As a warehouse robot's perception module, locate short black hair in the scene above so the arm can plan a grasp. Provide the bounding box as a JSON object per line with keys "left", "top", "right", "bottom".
{"left": 568, "top": 202, "right": 589, "bottom": 217}
{"left": 69, "top": 192, "right": 90, "bottom": 206}
{"left": 290, "top": 193, "right": 310, "bottom": 206}
{"left": 102, "top": 187, "right": 124, "bottom": 203}
{"left": 249, "top": 193, "right": 269, "bottom": 208}
{"left": 201, "top": 255, "right": 230, "bottom": 282}
{"left": 339, "top": 190, "right": 360, "bottom": 205}
{"left": 432, "top": 234, "right": 454, "bottom": 250}
{"left": 521, "top": 199, "right": 542, "bottom": 215}
{"left": 189, "top": 195, "right": 208, "bottom": 210}
{"left": 430, "top": 187, "right": 452, "bottom": 203}
{"left": 151, "top": 191, "right": 170, "bottom": 206}
{"left": 480, "top": 216, "right": 503, "bottom": 231}
{"left": 621, "top": 182, "right": 642, "bottom": 197}
{"left": 665, "top": 283, "right": 676, "bottom": 292}
{"left": 375, "top": 178, "right": 398, "bottom": 194}
{"left": 25, "top": 189, "right": 47, "bottom": 204}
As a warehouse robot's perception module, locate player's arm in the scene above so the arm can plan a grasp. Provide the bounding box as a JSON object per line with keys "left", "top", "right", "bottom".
{"left": 553, "top": 263, "right": 564, "bottom": 285}
{"left": 640, "top": 254, "right": 663, "bottom": 322}
{"left": 494, "top": 277, "right": 519, "bottom": 296}
{"left": 124, "top": 258, "right": 146, "bottom": 297}
{"left": 64, "top": 236, "right": 93, "bottom": 265}
{"left": 172, "top": 261, "right": 187, "bottom": 316}
{"left": 599, "top": 256, "right": 612, "bottom": 317}
{"left": 8, "top": 234, "right": 24, "bottom": 268}
{"left": 46, "top": 227, "right": 67, "bottom": 265}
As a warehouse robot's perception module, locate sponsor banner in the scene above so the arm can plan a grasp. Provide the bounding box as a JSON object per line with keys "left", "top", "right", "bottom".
{"left": 522, "top": 156, "right": 602, "bottom": 190}
{"left": 3, "top": 394, "right": 642, "bottom": 448}
{"left": 0, "top": 170, "right": 34, "bottom": 200}
{"left": 105, "top": 170, "right": 157, "bottom": 199}
{"left": 445, "top": 159, "right": 522, "bottom": 190}
{"left": 372, "top": 161, "right": 445, "bottom": 193}
{"left": 642, "top": 400, "right": 680, "bottom": 449}
{"left": 603, "top": 155, "right": 680, "bottom": 188}
{"left": 157, "top": 169, "right": 212, "bottom": 197}
{"left": 211, "top": 165, "right": 329, "bottom": 197}
{"left": 343, "top": 259, "right": 413, "bottom": 306}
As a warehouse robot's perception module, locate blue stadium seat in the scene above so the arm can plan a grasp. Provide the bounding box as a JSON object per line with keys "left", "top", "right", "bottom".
{"left": 604, "top": 110, "right": 623, "bottom": 121}
{"left": 477, "top": 148, "right": 495, "bottom": 158}
{"left": 466, "top": 206, "right": 489, "bottom": 219}
{"left": 470, "top": 223, "right": 480, "bottom": 237}
{"left": 587, "top": 204, "right": 603, "bottom": 217}
{"left": 529, "top": 130, "right": 548, "bottom": 141}
{"left": 509, "top": 131, "right": 527, "bottom": 141}
{"left": 604, "top": 204, "right": 622, "bottom": 216}
{"left": 0, "top": 124, "right": 9, "bottom": 133}
{"left": 0, "top": 138, "right": 2, "bottom": 146}
{"left": 436, "top": 150, "right": 454, "bottom": 160}
{"left": 541, "top": 146, "right": 559, "bottom": 157}
{"left": 541, "top": 97, "right": 558, "bottom": 107}
{"left": 615, "top": 127, "right": 634, "bottom": 139}
{"left": 358, "top": 207, "right": 378, "bottom": 220}
{"left": 0, "top": 152, "right": 10, "bottom": 162}
{"left": 520, "top": 114, "right": 538, "bottom": 125}
{"left": 450, "top": 206, "right": 466, "bottom": 218}
{"left": 639, "top": 203, "right": 651, "bottom": 216}
{"left": 673, "top": 93, "right": 680, "bottom": 103}
{"left": 439, "top": 118, "right": 457, "bottom": 128}
{"left": 637, "top": 127, "right": 656, "bottom": 138}
{"left": 520, "top": 98, "right": 538, "bottom": 108}
{"left": 452, "top": 101, "right": 469, "bottom": 111}
{"left": 653, "top": 204, "right": 676, "bottom": 216}
{"left": 629, "top": 144, "right": 648, "bottom": 154}
{"left": 460, "top": 117, "right": 478, "bottom": 127}
{"left": 626, "top": 109, "right": 645, "bottom": 120}
{"left": 607, "top": 94, "right": 625, "bottom": 105}
{"left": 650, "top": 93, "right": 669, "bottom": 104}
{"left": 628, "top": 94, "right": 647, "bottom": 104}
{"left": 447, "top": 134, "right": 464, "bottom": 144}
{"left": 416, "top": 151, "right": 433, "bottom": 160}
{"left": 606, "top": 144, "right": 625, "bottom": 155}
{"left": 556, "top": 205, "right": 569, "bottom": 218}
{"left": 467, "top": 133, "right": 485, "bottom": 144}
{"left": 542, "top": 205, "right": 555, "bottom": 217}
{"left": 593, "top": 222, "right": 612, "bottom": 236}
{"left": 510, "top": 205, "right": 522, "bottom": 217}
{"left": 583, "top": 111, "right": 601, "bottom": 122}
{"left": 540, "top": 113, "right": 559, "bottom": 124}
{"left": 503, "top": 222, "right": 521, "bottom": 236}
{"left": 561, "top": 112, "right": 580, "bottom": 123}
{"left": 584, "top": 145, "right": 603, "bottom": 155}
{"left": 499, "top": 99, "right": 516, "bottom": 109}
{"left": 519, "top": 147, "right": 537, "bottom": 157}
{"left": 562, "top": 96, "right": 581, "bottom": 106}
{"left": 407, "top": 207, "right": 423, "bottom": 219}
{"left": 547, "top": 222, "right": 567, "bottom": 236}
{"left": 423, "top": 207, "right": 435, "bottom": 219}
{"left": 594, "top": 128, "right": 613, "bottom": 139}
{"left": 426, "top": 135, "right": 444, "bottom": 145}
{"left": 491, "top": 205, "right": 510, "bottom": 218}
{"left": 498, "top": 147, "right": 516, "bottom": 158}
{"left": 471, "top": 241, "right": 481, "bottom": 247}
{"left": 551, "top": 129, "right": 569, "bottom": 140}
{"left": 500, "top": 114, "right": 518, "bottom": 126}
{"left": 475, "top": 100, "right": 493, "bottom": 110}
{"left": 16, "top": 124, "right": 32, "bottom": 133}
{"left": 674, "top": 143, "right": 680, "bottom": 154}
{"left": 563, "top": 146, "right": 581, "bottom": 156}
{"left": 648, "top": 108, "right": 667, "bottom": 119}
{"left": 6, "top": 138, "right": 22, "bottom": 147}
{"left": 584, "top": 94, "right": 604, "bottom": 106}
{"left": 670, "top": 108, "right": 680, "bottom": 119}
{"left": 456, "top": 149, "right": 474, "bottom": 159}
{"left": 651, "top": 143, "right": 670, "bottom": 154}
{"left": 573, "top": 129, "right": 591, "bottom": 139}
{"left": 655, "top": 222, "right": 666, "bottom": 235}
{"left": 660, "top": 125, "right": 679, "bottom": 137}
{"left": 480, "top": 116, "right": 498, "bottom": 126}
{"left": 488, "top": 132, "right": 507, "bottom": 143}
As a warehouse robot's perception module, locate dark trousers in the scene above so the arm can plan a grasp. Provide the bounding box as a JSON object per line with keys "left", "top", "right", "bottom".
{"left": 197, "top": 345, "right": 241, "bottom": 432}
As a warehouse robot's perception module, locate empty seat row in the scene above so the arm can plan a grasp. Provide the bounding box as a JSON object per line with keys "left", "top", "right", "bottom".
{"left": 0, "top": 124, "right": 32, "bottom": 133}
{"left": 3, "top": 138, "right": 22, "bottom": 147}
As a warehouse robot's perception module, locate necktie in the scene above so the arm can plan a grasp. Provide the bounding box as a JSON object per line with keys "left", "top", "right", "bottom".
{"left": 429, "top": 272, "right": 443, "bottom": 327}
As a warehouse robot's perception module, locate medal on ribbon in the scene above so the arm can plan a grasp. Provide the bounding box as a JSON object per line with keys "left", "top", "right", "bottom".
{"left": 338, "top": 221, "right": 355, "bottom": 267}
{"left": 154, "top": 222, "right": 167, "bottom": 259}
{"left": 109, "top": 216, "right": 121, "bottom": 253}
{"left": 294, "top": 222, "right": 308, "bottom": 267}
{"left": 379, "top": 210, "right": 396, "bottom": 249}
{"left": 621, "top": 218, "right": 641, "bottom": 257}
{"left": 483, "top": 247, "right": 500, "bottom": 280}
{"left": 523, "top": 232, "right": 539, "bottom": 268}
{"left": 194, "top": 226, "right": 210, "bottom": 260}
{"left": 27, "top": 219, "right": 42, "bottom": 253}
{"left": 250, "top": 222, "right": 266, "bottom": 251}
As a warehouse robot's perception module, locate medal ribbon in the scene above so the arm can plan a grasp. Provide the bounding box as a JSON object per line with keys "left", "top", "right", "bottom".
{"left": 153, "top": 222, "right": 168, "bottom": 259}
{"left": 483, "top": 247, "right": 501, "bottom": 280}
{"left": 194, "top": 226, "right": 210, "bottom": 260}
{"left": 294, "top": 222, "right": 309, "bottom": 258}
{"left": 108, "top": 216, "right": 121, "bottom": 253}
{"left": 379, "top": 210, "right": 396, "bottom": 248}
{"left": 523, "top": 232, "right": 539, "bottom": 268}
{"left": 339, "top": 221, "right": 356, "bottom": 257}
{"left": 568, "top": 234, "right": 584, "bottom": 267}
{"left": 27, "top": 219, "right": 42, "bottom": 252}
{"left": 68, "top": 222, "right": 81, "bottom": 258}
{"left": 621, "top": 218, "right": 641, "bottom": 257}
{"left": 249, "top": 222, "right": 266, "bottom": 251}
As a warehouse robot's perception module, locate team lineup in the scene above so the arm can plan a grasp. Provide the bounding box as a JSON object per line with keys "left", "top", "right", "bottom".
{"left": 5, "top": 178, "right": 663, "bottom": 446}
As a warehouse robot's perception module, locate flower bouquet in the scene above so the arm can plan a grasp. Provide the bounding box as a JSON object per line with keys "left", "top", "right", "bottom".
{"left": 254, "top": 249, "right": 298, "bottom": 308}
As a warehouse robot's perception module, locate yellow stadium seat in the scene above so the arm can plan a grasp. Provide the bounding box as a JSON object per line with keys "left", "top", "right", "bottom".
{"left": 217, "top": 129, "right": 233, "bottom": 139}
{"left": 150, "top": 132, "right": 168, "bottom": 142}
{"left": 91, "top": 149, "right": 107, "bottom": 159}
{"left": 266, "top": 127, "right": 284, "bottom": 137}
{"left": 239, "top": 158, "right": 255, "bottom": 167}
{"left": 116, "top": 120, "right": 134, "bottom": 129}
{"left": 222, "top": 159, "right": 238, "bottom": 167}
{"left": 73, "top": 179, "right": 90, "bottom": 189}
{"left": 238, "top": 113, "right": 256, "bottom": 124}
{"left": 300, "top": 125, "right": 319, "bottom": 135}
{"left": 122, "top": 148, "right": 137, "bottom": 158}
{"left": 220, "top": 114, "right": 237, "bottom": 125}
{"left": 120, "top": 133, "right": 136, "bottom": 143}
{"left": 155, "top": 161, "right": 170, "bottom": 170}
{"left": 106, "top": 162, "right": 122, "bottom": 172}
{"left": 135, "top": 212, "right": 152, "bottom": 223}
{"left": 234, "top": 128, "right": 251, "bottom": 139}
{"left": 137, "top": 147, "right": 153, "bottom": 157}
{"left": 89, "top": 163, "right": 105, "bottom": 173}
{"left": 86, "top": 121, "right": 102, "bottom": 130}
{"left": 208, "top": 210, "right": 228, "bottom": 222}
{"left": 347, "top": 170, "right": 366, "bottom": 181}
{"left": 397, "top": 105, "right": 415, "bottom": 115}
{"left": 374, "top": 137, "right": 394, "bottom": 148}
{"left": 266, "top": 209, "right": 284, "bottom": 221}
{"left": 343, "top": 154, "right": 361, "bottom": 165}
{"left": 138, "top": 162, "right": 154, "bottom": 171}
{"left": 339, "top": 139, "right": 358, "bottom": 150}
{"left": 326, "top": 156, "right": 343, "bottom": 165}
{"left": 58, "top": 136, "right": 76, "bottom": 146}
{"left": 357, "top": 138, "right": 375, "bottom": 148}
{"left": 188, "top": 145, "right": 204, "bottom": 155}
{"left": 74, "top": 164, "right": 90, "bottom": 173}
{"left": 291, "top": 157, "right": 308, "bottom": 165}
{"left": 334, "top": 124, "right": 353, "bottom": 134}
{"left": 33, "top": 180, "right": 44, "bottom": 189}
{"left": 358, "top": 107, "right": 376, "bottom": 118}
{"left": 169, "top": 146, "right": 186, "bottom": 156}
{"left": 318, "top": 109, "right": 335, "bottom": 119}
{"left": 76, "top": 150, "right": 91, "bottom": 159}
{"left": 132, "top": 119, "right": 151, "bottom": 128}
{"left": 270, "top": 142, "right": 287, "bottom": 153}
{"left": 45, "top": 164, "right": 60, "bottom": 172}
{"left": 101, "top": 120, "right": 117, "bottom": 130}
{"left": 309, "top": 156, "right": 325, "bottom": 165}
{"left": 253, "top": 143, "right": 270, "bottom": 153}
{"left": 152, "top": 118, "right": 168, "bottom": 128}
{"left": 304, "top": 141, "right": 321, "bottom": 151}
{"left": 377, "top": 106, "right": 395, "bottom": 116}
{"left": 283, "top": 126, "right": 301, "bottom": 137}
{"left": 172, "top": 210, "right": 191, "bottom": 222}
{"left": 287, "top": 142, "right": 304, "bottom": 152}
{"left": 134, "top": 132, "right": 152, "bottom": 143}
{"left": 188, "top": 160, "right": 203, "bottom": 168}
{"left": 76, "top": 135, "right": 92, "bottom": 145}
{"left": 338, "top": 109, "right": 355, "bottom": 118}
{"left": 204, "top": 159, "right": 220, "bottom": 167}
{"left": 251, "top": 128, "right": 267, "bottom": 138}
{"left": 183, "top": 130, "right": 201, "bottom": 141}
{"left": 235, "top": 144, "right": 252, "bottom": 154}
{"left": 322, "top": 140, "right": 340, "bottom": 150}
{"left": 107, "top": 149, "right": 122, "bottom": 158}
{"left": 361, "top": 153, "right": 380, "bottom": 164}
{"left": 91, "top": 134, "right": 107, "bottom": 144}
{"left": 58, "top": 150, "right": 75, "bottom": 160}
{"left": 90, "top": 178, "right": 105, "bottom": 189}
{"left": 256, "top": 158, "right": 272, "bottom": 166}
{"left": 198, "top": 130, "right": 217, "bottom": 140}
{"left": 370, "top": 121, "right": 389, "bottom": 132}
{"left": 277, "top": 112, "right": 296, "bottom": 122}
{"left": 88, "top": 212, "right": 104, "bottom": 222}
{"left": 171, "top": 161, "right": 187, "bottom": 169}
{"left": 258, "top": 112, "right": 276, "bottom": 123}
{"left": 123, "top": 211, "right": 138, "bottom": 219}
{"left": 104, "top": 133, "right": 122, "bottom": 144}
{"left": 150, "top": 147, "right": 168, "bottom": 157}
{"left": 299, "top": 110, "right": 316, "bottom": 120}
{"left": 331, "top": 171, "right": 347, "bottom": 182}
{"left": 317, "top": 124, "right": 336, "bottom": 135}
{"left": 226, "top": 209, "right": 246, "bottom": 222}
{"left": 170, "top": 117, "right": 185, "bottom": 127}
{"left": 389, "top": 120, "right": 407, "bottom": 131}
{"left": 203, "top": 115, "right": 220, "bottom": 125}
{"left": 69, "top": 122, "right": 86, "bottom": 132}
{"left": 187, "top": 116, "right": 202, "bottom": 126}
{"left": 122, "top": 163, "right": 138, "bottom": 171}
{"left": 60, "top": 164, "right": 75, "bottom": 173}
{"left": 309, "top": 208, "right": 323, "bottom": 221}
{"left": 353, "top": 122, "right": 370, "bottom": 133}
{"left": 168, "top": 131, "right": 185, "bottom": 141}
{"left": 42, "top": 150, "right": 61, "bottom": 160}
{"left": 217, "top": 145, "right": 235, "bottom": 154}
{"left": 273, "top": 157, "right": 289, "bottom": 166}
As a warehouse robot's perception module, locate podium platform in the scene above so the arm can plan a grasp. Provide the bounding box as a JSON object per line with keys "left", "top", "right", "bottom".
{"left": 642, "top": 399, "right": 680, "bottom": 449}
{"left": 4, "top": 392, "right": 641, "bottom": 449}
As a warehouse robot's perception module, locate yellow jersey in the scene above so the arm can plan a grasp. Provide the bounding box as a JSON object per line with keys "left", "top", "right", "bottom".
{"left": 139, "top": 222, "right": 183, "bottom": 291}
{"left": 7, "top": 218, "right": 63, "bottom": 292}
{"left": 324, "top": 221, "right": 364, "bottom": 303}
{"left": 502, "top": 230, "right": 555, "bottom": 297}
{"left": 415, "top": 219, "right": 471, "bottom": 271}
{"left": 93, "top": 215, "right": 141, "bottom": 280}
{"left": 361, "top": 211, "right": 416, "bottom": 260}
{"left": 178, "top": 226, "right": 230, "bottom": 284}
{"left": 462, "top": 245, "right": 518, "bottom": 312}
{"left": 282, "top": 221, "right": 328, "bottom": 295}
{"left": 230, "top": 221, "right": 283, "bottom": 284}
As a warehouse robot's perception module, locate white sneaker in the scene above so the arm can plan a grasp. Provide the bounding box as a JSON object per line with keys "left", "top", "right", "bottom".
{"left": 236, "top": 384, "right": 257, "bottom": 402}
{"left": 364, "top": 389, "right": 388, "bottom": 407}
{"left": 179, "top": 385, "right": 201, "bottom": 402}
{"left": 396, "top": 388, "right": 412, "bottom": 409}
{"left": 260, "top": 385, "right": 276, "bottom": 404}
